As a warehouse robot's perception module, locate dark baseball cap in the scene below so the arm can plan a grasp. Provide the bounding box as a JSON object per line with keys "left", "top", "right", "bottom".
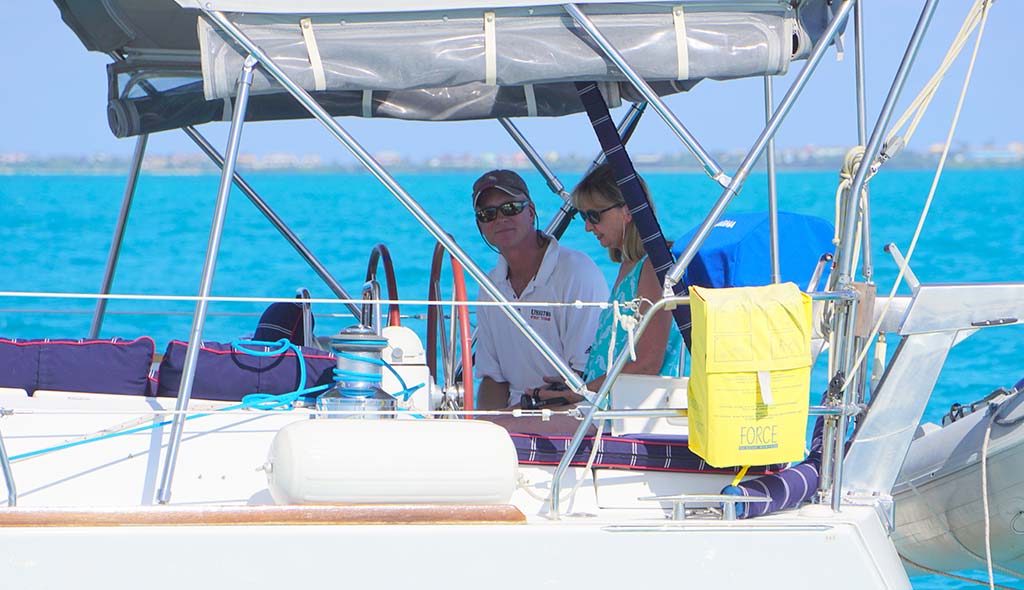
{"left": 472, "top": 169, "right": 530, "bottom": 206}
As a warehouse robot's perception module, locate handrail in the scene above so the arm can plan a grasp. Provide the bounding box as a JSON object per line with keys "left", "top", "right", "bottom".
{"left": 365, "top": 244, "right": 401, "bottom": 327}
{"left": 549, "top": 289, "right": 859, "bottom": 517}
{"left": 587, "top": 405, "right": 861, "bottom": 420}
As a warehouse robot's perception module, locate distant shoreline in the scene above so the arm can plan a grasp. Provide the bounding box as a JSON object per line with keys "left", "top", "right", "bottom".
{"left": 3, "top": 162, "right": 1022, "bottom": 177}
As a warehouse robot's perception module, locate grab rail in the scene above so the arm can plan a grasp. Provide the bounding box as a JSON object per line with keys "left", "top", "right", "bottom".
{"left": 549, "top": 289, "right": 859, "bottom": 517}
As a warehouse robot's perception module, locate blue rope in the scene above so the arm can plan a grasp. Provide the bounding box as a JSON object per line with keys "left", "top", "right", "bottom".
{"left": 232, "top": 338, "right": 333, "bottom": 410}
{"left": 9, "top": 338, "right": 328, "bottom": 461}
{"left": 333, "top": 351, "right": 423, "bottom": 402}
{"left": 11, "top": 338, "right": 428, "bottom": 460}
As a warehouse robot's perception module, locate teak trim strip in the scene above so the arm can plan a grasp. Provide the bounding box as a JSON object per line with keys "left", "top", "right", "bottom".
{"left": 0, "top": 504, "right": 526, "bottom": 527}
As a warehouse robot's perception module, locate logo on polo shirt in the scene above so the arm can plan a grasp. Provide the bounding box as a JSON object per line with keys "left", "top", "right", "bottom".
{"left": 530, "top": 308, "right": 552, "bottom": 321}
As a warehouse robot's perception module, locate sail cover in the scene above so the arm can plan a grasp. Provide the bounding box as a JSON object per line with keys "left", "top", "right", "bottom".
{"left": 54, "top": 0, "right": 838, "bottom": 137}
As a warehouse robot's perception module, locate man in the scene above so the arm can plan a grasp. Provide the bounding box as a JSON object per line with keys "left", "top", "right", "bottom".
{"left": 471, "top": 169, "right": 609, "bottom": 409}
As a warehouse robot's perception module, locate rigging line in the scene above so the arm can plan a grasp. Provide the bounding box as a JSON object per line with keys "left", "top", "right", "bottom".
{"left": 4, "top": 407, "right": 578, "bottom": 418}
{"left": 886, "top": 0, "right": 988, "bottom": 147}
{"left": 841, "top": 0, "right": 992, "bottom": 393}
{"left": 566, "top": 419, "right": 606, "bottom": 514}
{"left": 982, "top": 411, "right": 995, "bottom": 589}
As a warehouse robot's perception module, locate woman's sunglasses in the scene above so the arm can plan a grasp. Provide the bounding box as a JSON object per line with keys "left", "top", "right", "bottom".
{"left": 476, "top": 200, "right": 529, "bottom": 223}
{"left": 579, "top": 203, "right": 624, "bottom": 224}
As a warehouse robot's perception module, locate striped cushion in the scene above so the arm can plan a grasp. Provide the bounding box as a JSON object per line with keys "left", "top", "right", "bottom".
{"left": 510, "top": 432, "right": 781, "bottom": 475}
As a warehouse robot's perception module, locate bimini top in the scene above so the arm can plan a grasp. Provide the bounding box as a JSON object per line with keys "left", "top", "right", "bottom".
{"left": 54, "top": 0, "right": 838, "bottom": 137}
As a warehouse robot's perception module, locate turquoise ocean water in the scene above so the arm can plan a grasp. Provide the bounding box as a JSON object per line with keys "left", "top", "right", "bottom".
{"left": 1, "top": 168, "right": 1022, "bottom": 587}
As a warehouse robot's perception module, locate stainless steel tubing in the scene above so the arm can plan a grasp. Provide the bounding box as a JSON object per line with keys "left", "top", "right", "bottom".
{"left": 592, "top": 405, "right": 855, "bottom": 420}
{"left": 665, "top": 0, "right": 855, "bottom": 289}
{"left": 550, "top": 289, "right": 851, "bottom": 516}
{"left": 546, "top": 102, "right": 647, "bottom": 238}
{"left": 551, "top": 294, "right": 688, "bottom": 516}
{"left": 205, "top": 11, "right": 586, "bottom": 394}
{"left": 764, "top": 76, "right": 780, "bottom": 284}
{"left": 90, "top": 134, "right": 148, "bottom": 339}
{"left": 828, "top": 0, "right": 938, "bottom": 512}
{"left": 831, "top": 299, "right": 859, "bottom": 512}
{"left": 853, "top": 0, "right": 873, "bottom": 281}
{"left": 854, "top": 0, "right": 868, "bottom": 145}
{"left": 114, "top": 48, "right": 361, "bottom": 320}
{"left": 156, "top": 56, "right": 257, "bottom": 505}
{"left": 499, "top": 118, "right": 571, "bottom": 202}
{"left": 837, "top": 0, "right": 938, "bottom": 285}
{"left": 563, "top": 4, "right": 728, "bottom": 186}
{"left": 0, "top": 423, "right": 16, "bottom": 507}
{"left": 181, "top": 126, "right": 361, "bottom": 320}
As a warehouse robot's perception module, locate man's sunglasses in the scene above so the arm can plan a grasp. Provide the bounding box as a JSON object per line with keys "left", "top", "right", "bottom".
{"left": 476, "top": 200, "right": 529, "bottom": 223}
{"left": 579, "top": 203, "right": 624, "bottom": 224}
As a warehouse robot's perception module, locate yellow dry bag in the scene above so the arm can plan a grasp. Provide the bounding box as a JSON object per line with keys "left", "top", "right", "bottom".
{"left": 688, "top": 282, "right": 812, "bottom": 468}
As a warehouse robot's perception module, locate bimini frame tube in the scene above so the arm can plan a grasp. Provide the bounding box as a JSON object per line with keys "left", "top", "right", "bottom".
{"left": 546, "top": 102, "right": 647, "bottom": 238}
{"left": 501, "top": 102, "right": 647, "bottom": 239}
{"left": 113, "top": 51, "right": 362, "bottom": 321}
{"left": 828, "top": 0, "right": 939, "bottom": 513}
{"left": 764, "top": 76, "right": 780, "bottom": 284}
{"left": 204, "top": 11, "right": 587, "bottom": 395}
{"left": 156, "top": 56, "right": 258, "bottom": 504}
{"left": 838, "top": 0, "right": 937, "bottom": 287}
{"left": 851, "top": 0, "right": 873, "bottom": 451}
{"left": 665, "top": 0, "right": 855, "bottom": 290}
{"left": 564, "top": 4, "right": 729, "bottom": 187}
{"left": 499, "top": 117, "right": 572, "bottom": 204}
{"left": 90, "top": 134, "right": 148, "bottom": 338}
{"left": 854, "top": 0, "right": 873, "bottom": 282}
{"left": 180, "top": 126, "right": 361, "bottom": 319}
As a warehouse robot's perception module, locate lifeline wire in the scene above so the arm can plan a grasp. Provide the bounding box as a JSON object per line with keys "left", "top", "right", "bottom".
{"left": 0, "top": 291, "right": 611, "bottom": 309}
{"left": 8, "top": 339, "right": 331, "bottom": 461}
{"left": 842, "top": 0, "right": 992, "bottom": 393}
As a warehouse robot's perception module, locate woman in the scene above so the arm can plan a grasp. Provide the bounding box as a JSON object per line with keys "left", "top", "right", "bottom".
{"left": 529, "top": 164, "right": 681, "bottom": 406}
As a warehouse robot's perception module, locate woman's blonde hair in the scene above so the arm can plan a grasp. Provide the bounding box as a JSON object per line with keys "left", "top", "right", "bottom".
{"left": 571, "top": 164, "right": 651, "bottom": 263}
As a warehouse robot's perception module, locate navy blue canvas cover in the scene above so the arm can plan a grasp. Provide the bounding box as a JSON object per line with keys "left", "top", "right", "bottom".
{"left": 672, "top": 211, "right": 834, "bottom": 289}
{"left": 156, "top": 340, "right": 335, "bottom": 401}
{"left": 0, "top": 337, "right": 154, "bottom": 395}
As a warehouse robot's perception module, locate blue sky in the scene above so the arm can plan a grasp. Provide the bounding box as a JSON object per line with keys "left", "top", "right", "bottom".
{"left": 1, "top": 1, "right": 1020, "bottom": 160}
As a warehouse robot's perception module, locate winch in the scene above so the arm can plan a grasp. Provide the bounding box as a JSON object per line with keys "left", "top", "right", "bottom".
{"left": 317, "top": 324, "right": 396, "bottom": 419}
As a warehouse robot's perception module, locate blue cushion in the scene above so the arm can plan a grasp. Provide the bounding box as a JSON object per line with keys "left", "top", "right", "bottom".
{"left": 0, "top": 337, "right": 155, "bottom": 395}
{"left": 156, "top": 340, "right": 335, "bottom": 401}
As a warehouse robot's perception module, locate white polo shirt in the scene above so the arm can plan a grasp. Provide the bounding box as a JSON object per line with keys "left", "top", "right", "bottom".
{"left": 475, "top": 236, "right": 609, "bottom": 406}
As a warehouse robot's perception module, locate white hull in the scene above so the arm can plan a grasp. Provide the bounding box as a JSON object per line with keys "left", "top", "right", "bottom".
{"left": 0, "top": 508, "right": 905, "bottom": 589}
{"left": 0, "top": 389, "right": 910, "bottom": 588}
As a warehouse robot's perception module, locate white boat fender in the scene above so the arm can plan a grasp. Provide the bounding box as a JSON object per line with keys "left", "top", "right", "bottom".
{"left": 265, "top": 419, "right": 518, "bottom": 505}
